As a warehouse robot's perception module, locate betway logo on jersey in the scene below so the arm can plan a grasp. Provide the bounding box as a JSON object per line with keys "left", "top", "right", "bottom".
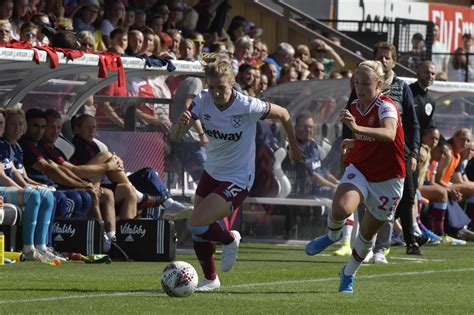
{"left": 53, "top": 222, "right": 76, "bottom": 237}
{"left": 120, "top": 223, "right": 146, "bottom": 238}
{"left": 355, "top": 134, "right": 376, "bottom": 141}
{"left": 203, "top": 127, "right": 242, "bottom": 141}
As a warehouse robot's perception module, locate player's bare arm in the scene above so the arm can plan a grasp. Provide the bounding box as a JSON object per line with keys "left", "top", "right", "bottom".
{"left": 170, "top": 110, "right": 195, "bottom": 142}
{"left": 341, "top": 109, "right": 397, "bottom": 142}
{"left": 266, "top": 103, "right": 304, "bottom": 162}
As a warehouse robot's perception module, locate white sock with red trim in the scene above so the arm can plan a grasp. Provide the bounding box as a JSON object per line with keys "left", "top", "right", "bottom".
{"left": 344, "top": 233, "right": 375, "bottom": 276}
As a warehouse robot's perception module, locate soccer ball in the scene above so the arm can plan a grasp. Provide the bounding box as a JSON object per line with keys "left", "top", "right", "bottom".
{"left": 161, "top": 261, "right": 198, "bottom": 297}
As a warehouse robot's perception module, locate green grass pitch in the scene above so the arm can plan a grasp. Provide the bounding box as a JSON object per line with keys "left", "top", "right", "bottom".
{"left": 1, "top": 242, "right": 474, "bottom": 314}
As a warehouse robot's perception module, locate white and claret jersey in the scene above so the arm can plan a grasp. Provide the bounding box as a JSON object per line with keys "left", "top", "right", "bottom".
{"left": 189, "top": 90, "right": 271, "bottom": 189}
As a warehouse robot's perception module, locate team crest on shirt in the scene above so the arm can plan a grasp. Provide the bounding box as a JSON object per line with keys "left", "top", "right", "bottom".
{"left": 231, "top": 115, "right": 243, "bottom": 128}
{"left": 425, "top": 103, "right": 433, "bottom": 116}
{"left": 368, "top": 115, "right": 375, "bottom": 126}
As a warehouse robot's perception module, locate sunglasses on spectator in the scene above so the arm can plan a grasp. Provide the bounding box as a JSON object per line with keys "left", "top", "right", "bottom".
{"left": 193, "top": 39, "right": 205, "bottom": 45}
{"left": 25, "top": 32, "right": 37, "bottom": 38}
{"left": 0, "top": 29, "right": 11, "bottom": 34}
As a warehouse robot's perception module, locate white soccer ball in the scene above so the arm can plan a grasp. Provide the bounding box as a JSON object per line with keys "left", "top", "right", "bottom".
{"left": 161, "top": 261, "right": 198, "bottom": 297}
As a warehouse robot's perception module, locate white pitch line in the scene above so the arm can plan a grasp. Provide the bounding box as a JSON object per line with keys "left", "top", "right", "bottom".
{"left": 1, "top": 268, "right": 473, "bottom": 304}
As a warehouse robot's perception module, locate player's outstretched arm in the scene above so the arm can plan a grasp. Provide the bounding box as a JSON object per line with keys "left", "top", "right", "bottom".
{"left": 170, "top": 110, "right": 195, "bottom": 142}
{"left": 265, "top": 104, "right": 304, "bottom": 162}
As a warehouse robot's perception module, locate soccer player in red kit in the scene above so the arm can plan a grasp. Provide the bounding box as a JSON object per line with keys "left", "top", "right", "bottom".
{"left": 305, "top": 60, "right": 406, "bottom": 293}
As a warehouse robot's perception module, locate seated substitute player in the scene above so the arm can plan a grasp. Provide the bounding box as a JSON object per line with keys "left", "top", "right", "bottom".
{"left": 70, "top": 113, "right": 191, "bottom": 220}
{"left": 305, "top": 60, "right": 406, "bottom": 293}
{"left": 171, "top": 56, "right": 304, "bottom": 292}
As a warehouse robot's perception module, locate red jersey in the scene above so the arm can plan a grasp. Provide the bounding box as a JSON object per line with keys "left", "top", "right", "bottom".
{"left": 345, "top": 94, "right": 406, "bottom": 182}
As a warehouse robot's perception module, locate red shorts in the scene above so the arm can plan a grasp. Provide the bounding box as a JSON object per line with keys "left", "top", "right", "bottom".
{"left": 196, "top": 171, "right": 249, "bottom": 209}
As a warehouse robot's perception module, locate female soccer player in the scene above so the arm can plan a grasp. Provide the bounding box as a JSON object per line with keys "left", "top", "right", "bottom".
{"left": 305, "top": 60, "right": 406, "bottom": 293}
{"left": 171, "top": 56, "right": 304, "bottom": 291}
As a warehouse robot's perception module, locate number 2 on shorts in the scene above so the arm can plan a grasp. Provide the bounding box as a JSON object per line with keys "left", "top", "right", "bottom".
{"left": 378, "top": 196, "right": 400, "bottom": 212}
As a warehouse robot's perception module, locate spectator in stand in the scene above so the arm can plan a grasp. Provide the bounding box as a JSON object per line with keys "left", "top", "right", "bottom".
{"left": 399, "top": 33, "right": 426, "bottom": 72}
{"left": 152, "top": 3, "right": 169, "bottom": 27}
{"left": 179, "top": 3, "right": 198, "bottom": 37}
{"left": 77, "top": 31, "right": 96, "bottom": 52}
{"left": 157, "top": 31, "right": 173, "bottom": 56}
{"left": 235, "top": 63, "right": 256, "bottom": 96}
{"left": 165, "top": 2, "right": 184, "bottom": 31}
{"left": 179, "top": 38, "right": 196, "bottom": 61}
{"left": 260, "top": 73, "right": 269, "bottom": 92}
{"left": 264, "top": 42, "right": 295, "bottom": 81}
{"left": 278, "top": 64, "right": 298, "bottom": 83}
{"left": 260, "top": 62, "right": 277, "bottom": 87}
{"left": 253, "top": 39, "right": 268, "bottom": 65}
{"left": 194, "top": 0, "right": 228, "bottom": 36}
{"left": 432, "top": 24, "right": 448, "bottom": 75}
{"left": 0, "top": 19, "right": 12, "bottom": 44}
{"left": 11, "top": 0, "right": 28, "bottom": 40}
{"left": 72, "top": 0, "right": 100, "bottom": 34}
{"left": 227, "top": 16, "right": 247, "bottom": 42}
{"left": 140, "top": 26, "right": 156, "bottom": 56}
{"left": 309, "top": 39, "right": 345, "bottom": 77}
{"left": 30, "top": 13, "right": 51, "bottom": 46}
{"left": 450, "top": 38, "right": 474, "bottom": 83}
{"left": 295, "top": 44, "right": 311, "bottom": 64}
{"left": 147, "top": 14, "right": 164, "bottom": 35}
{"left": 232, "top": 35, "right": 253, "bottom": 72}
{"left": 167, "top": 28, "right": 182, "bottom": 59}
{"left": 109, "top": 28, "right": 127, "bottom": 55}
{"left": 125, "top": 28, "right": 143, "bottom": 56}
{"left": 101, "top": 0, "right": 125, "bottom": 49}
{"left": 19, "top": 22, "right": 38, "bottom": 47}
{"left": 307, "top": 59, "right": 326, "bottom": 80}
{"left": 0, "top": 0, "right": 13, "bottom": 20}
{"left": 132, "top": 9, "right": 146, "bottom": 29}
{"left": 121, "top": 7, "right": 135, "bottom": 32}
{"left": 190, "top": 31, "right": 205, "bottom": 58}
{"left": 251, "top": 68, "right": 261, "bottom": 96}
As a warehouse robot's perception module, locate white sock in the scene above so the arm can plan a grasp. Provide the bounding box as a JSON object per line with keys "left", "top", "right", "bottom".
{"left": 36, "top": 244, "right": 47, "bottom": 251}
{"left": 163, "top": 198, "right": 175, "bottom": 208}
{"left": 135, "top": 189, "right": 144, "bottom": 203}
{"left": 413, "top": 223, "right": 422, "bottom": 236}
{"left": 328, "top": 212, "right": 346, "bottom": 241}
{"left": 345, "top": 234, "right": 375, "bottom": 276}
{"left": 23, "top": 245, "right": 35, "bottom": 253}
{"left": 106, "top": 231, "right": 116, "bottom": 239}
{"left": 341, "top": 213, "right": 354, "bottom": 244}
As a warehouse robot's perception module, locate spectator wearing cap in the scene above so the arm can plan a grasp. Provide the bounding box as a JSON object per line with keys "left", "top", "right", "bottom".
{"left": 30, "top": 13, "right": 52, "bottom": 47}
{"left": 100, "top": 0, "right": 125, "bottom": 49}
{"left": 72, "top": 0, "right": 100, "bottom": 34}
{"left": 309, "top": 38, "right": 345, "bottom": 77}
{"left": 263, "top": 42, "right": 295, "bottom": 81}
{"left": 399, "top": 32, "right": 426, "bottom": 72}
